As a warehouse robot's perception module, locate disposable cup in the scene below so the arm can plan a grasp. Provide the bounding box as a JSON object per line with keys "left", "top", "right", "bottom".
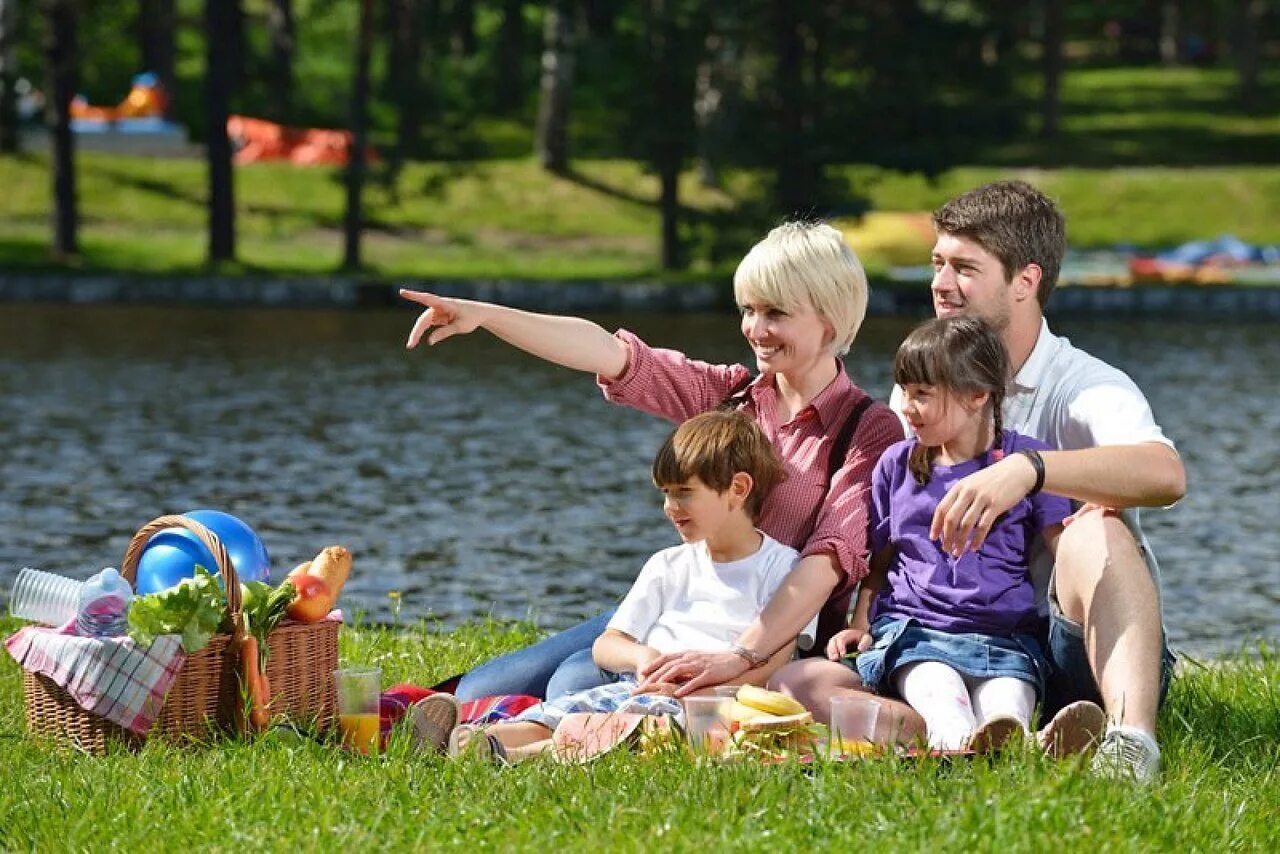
{"left": 710, "top": 685, "right": 741, "bottom": 698}
{"left": 830, "top": 694, "right": 881, "bottom": 755}
{"left": 682, "top": 695, "right": 732, "bottom": 756}
{"left": 7, "top": 567, "right": 85, "bottom": 626}
{"left": 334, "top": 666, "right": 381, "bottom": 755}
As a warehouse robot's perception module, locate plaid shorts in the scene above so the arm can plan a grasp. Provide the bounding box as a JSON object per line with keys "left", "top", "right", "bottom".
{"left": 510, "top": 679, "right": 683, "bottom": 732}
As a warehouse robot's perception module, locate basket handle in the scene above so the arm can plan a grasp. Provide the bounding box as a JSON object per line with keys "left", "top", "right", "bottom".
{"left": 120, "top": 515, "right": 244, "bottom": 623}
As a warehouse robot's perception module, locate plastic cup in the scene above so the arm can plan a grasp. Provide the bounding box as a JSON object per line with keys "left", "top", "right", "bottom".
{"left": 710, "top": 685, "right": 741, "bottom": 698}
{"left": 334, "top": 667, "right": 381, "bottom": 755}
{"left": 7, "top": 567, "right": 85, "bottom": 626}
{"left": 830, "top": 694, "right": 881, "bottom": 755}
{"left": 682, "top": 695, "right": 732, "bottom": 756}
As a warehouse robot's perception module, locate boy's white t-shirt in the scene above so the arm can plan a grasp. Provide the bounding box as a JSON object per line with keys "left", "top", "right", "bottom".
{"left": 608, "top": 533, "right": 816, "bottom": 655}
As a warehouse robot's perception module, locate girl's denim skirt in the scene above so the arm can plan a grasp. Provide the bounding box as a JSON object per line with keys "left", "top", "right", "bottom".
{"left": 853, "top": 615, "right": 1047, "bottom": 699}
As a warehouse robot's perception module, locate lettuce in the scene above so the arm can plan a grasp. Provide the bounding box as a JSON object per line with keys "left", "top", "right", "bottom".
{"left": 127, "top": 566, "right": 227, "bottom": 653}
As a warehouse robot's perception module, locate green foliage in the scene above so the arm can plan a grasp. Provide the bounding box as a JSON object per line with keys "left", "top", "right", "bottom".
{"left": 1, "top": 615, "right": 1277, "bottom": 850}
{"left": 126, "top": 566, "right": 227, "bottom": 653}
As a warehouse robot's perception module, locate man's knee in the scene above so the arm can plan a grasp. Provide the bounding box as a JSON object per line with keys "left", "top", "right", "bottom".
{"left": 1055, "top": 510, "right": 1148, "bottom": 620}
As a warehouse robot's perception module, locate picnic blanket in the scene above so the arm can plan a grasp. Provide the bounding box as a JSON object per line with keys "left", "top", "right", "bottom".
{"left": 6, "top": 623, "right": 186, "bottom": 735}
{"left": 378, "top": 683, "right": 541, "bottom": 748}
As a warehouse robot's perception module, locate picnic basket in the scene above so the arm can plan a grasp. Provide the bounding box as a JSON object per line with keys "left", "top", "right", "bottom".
{"left": 21, "top": 514, "right": 339, "bottom": 754}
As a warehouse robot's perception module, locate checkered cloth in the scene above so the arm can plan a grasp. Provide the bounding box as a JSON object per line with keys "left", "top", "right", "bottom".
{"left": 6, "top": 623, "right": 186, "bottom": 735}
{"left": 511, "top": 679, "right": 683, "bottom": 732}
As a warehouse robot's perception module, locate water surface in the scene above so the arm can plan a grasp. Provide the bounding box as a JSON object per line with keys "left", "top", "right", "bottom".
{"left": 1, "top": 303, "right": 1275, "bottom": 658}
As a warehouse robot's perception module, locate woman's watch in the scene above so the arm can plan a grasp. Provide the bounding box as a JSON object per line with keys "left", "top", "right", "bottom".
{"left": 730, "top": 644, "right": 769, "bottom": 669}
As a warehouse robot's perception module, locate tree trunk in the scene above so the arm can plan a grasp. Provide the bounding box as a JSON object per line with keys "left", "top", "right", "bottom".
{"left": 648, "top": 0, "right": 683, "bottom": 270}
{"left": 1231, "top": 0, "right": 1263, "bottom": 108}
{"left": 344, "top": 0, "right": 375, "bottom": 270}
{"left": 693, "top": 3, "right": 738, "bottom": 189}
{"left": 266, "top": 0, "right": 296, "bottom": 121}
{"left": 138, "top": 0, "right": 177, "bottom": 120}
{"left": 534, "top": 0, "right": 573, "bottom": 173}
{"left": 772, "top": 0, "right": 810, "bottom": 216}
{"left": 495, "top": 0, "right": 525, "bottom": 113}
{"left": 205, "top": 0, "right": 236, "bottom": 263}
{"left": 449, "top": 0, "right": 477, "bottom": 57}
{"left": 1040, "top": 0, "right": 1064, "bottom": 141}
{"left": 43, "top": 0, "right": 77, "bottom": 259}
{"left": 0, "top": 0, "right": 19, "bottom": 152}
{"left": 1159, "top": 0, "right": 1180, "bottom": 65}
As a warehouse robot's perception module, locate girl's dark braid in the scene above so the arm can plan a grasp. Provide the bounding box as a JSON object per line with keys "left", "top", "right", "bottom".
{"left": 991, "top": 384, "right": 1005, "bottom": 455}
{"left": 909, "top": 441, "right": 933, "bottom": 485}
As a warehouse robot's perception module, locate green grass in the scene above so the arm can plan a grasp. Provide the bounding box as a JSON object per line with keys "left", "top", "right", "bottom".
{"left": 2, "top": 616, "right": 1277, "bottom": 850}
{"left": 2, "top": 64, "right": 1277, "bottom": 278}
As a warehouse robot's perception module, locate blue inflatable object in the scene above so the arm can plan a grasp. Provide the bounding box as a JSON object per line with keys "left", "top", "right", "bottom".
{"left": 134, "top": 509, "right": 271, "bottom": 595}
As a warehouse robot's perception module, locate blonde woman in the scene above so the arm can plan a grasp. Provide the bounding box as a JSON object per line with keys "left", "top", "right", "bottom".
{"left": 402, "top": 222, "right": 903, "bottom": 702}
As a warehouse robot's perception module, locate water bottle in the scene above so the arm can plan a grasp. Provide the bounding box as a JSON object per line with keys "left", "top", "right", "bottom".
{"left": 75, "top": 568, "right": 133, "bottom": 639}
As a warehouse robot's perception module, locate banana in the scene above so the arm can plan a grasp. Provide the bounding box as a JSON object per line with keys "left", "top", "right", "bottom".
{"left": 735, "top": 684, "right": 808, "bottom": 717}
{"left": 728, "top": 701, "right": 770, "bottom": 724}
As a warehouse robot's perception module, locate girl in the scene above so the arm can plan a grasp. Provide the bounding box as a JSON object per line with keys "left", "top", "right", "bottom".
{"left": 828, "top": 315, "right": 1074, "bottom": 751}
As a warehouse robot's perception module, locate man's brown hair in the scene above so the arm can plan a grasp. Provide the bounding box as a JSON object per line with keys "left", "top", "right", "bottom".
{"left": 932, "top": 180, "right": 1067, "bottom": 306}
{"left": 651, "top": 410, "right": 784, "bottom": 520}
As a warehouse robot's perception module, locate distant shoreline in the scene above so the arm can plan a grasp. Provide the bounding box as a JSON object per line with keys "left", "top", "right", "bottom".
{"left": 3, "top": 273, "right": 1280, "bottom": 319}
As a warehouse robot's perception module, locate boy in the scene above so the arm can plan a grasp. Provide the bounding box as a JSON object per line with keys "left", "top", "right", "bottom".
{"left": 412, "top": 409, "right": 817, "bottom": 762}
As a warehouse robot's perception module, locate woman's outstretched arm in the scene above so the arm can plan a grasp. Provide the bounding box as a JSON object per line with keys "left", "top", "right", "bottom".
{"left": 401, "top": 289, "right": 629, "bottom": 380}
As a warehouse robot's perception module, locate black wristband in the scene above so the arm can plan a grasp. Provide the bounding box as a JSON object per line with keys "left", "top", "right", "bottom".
{"left": 1017, "top": 448, "right": 1046, "bottom": 495}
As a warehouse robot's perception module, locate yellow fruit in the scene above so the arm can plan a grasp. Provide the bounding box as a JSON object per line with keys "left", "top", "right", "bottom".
{"left": 728, "top": 701, "right": 770, "bottom": 724}
{"left": 735, "top": 684, "right": 808, "bottom": 717}
{"left": 307, "top": 546, "right": 352, "bottom": 600}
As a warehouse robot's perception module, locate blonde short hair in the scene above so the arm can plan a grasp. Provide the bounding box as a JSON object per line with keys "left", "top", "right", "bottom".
{"left": 732, "top": 221, "right": 868, "bottom": 356}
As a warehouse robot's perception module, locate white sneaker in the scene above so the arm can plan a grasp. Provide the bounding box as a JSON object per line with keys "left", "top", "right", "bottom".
{"left": 1090, "top": 726, "right": 1161, "bottom": 783}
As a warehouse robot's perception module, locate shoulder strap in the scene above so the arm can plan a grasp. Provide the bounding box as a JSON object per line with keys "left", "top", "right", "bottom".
{"left": 825, "top": 393, "right": 875, "bottom": 483}
{"left": 717, "top": 373, "right": 756, "bottom": 411}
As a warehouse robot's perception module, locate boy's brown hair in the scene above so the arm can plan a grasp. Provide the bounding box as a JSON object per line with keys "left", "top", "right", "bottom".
{"left": 931, "top": 180, "right": 1067, "bottom": 307}
{"left": 651, "top": 410, "right": 784, "bottom": 520}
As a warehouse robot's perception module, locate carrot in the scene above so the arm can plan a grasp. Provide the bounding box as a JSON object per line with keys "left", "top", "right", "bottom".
{"left": 239, "top": 634, "right": 272, "bottom": 733}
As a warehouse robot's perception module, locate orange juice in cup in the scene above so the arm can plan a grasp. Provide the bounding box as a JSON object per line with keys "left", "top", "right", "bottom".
{"left": 339, "top": 712, "right": 381, "bottom": 755}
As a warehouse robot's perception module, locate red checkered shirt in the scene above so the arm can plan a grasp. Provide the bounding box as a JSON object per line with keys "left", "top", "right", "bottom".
{"left": 598, "top": 329, "right": 904, "bottom": 597}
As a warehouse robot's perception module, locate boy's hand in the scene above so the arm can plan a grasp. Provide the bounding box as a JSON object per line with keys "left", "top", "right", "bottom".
{"left": 826, "top": 627, "right": 873, "bottom": 662}
{"left": 401, "top": 290, "right": 483, "bottom": 348}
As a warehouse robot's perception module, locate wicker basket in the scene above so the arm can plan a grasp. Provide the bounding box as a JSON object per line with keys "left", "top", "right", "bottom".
{"left": 21, "top": 515, "right": 339, "bottom": 754}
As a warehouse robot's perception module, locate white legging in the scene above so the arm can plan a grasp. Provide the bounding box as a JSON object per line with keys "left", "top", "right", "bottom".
{"left": 894, "top": 660, "right": 1037, "bottom": 750}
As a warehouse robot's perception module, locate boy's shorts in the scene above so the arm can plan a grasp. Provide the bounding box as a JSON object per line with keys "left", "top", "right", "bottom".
{"left": 1040, "top": 575, "right": 1176, "bottom": 720}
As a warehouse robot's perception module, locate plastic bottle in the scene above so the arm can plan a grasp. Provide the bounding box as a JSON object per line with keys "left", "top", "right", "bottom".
{"left": 75, "top": 568, "right": 133, "bottom": 638}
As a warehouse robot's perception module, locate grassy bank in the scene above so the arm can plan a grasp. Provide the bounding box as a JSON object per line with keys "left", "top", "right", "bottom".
{"left": 1, "top": 616, "right": 1277, "bottom": 850}
{"left": 4, "top": 152, "right": 1280, "bottom": 281}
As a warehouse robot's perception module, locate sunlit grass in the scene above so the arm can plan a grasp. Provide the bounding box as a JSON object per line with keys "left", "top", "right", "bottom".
{"left": 1, "top": 613, "right": 1276, "bottom": 850}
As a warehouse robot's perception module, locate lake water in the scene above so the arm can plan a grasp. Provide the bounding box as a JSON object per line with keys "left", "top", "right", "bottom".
{"left": 1, "top": 303, "right": 1276, "bottom": 659}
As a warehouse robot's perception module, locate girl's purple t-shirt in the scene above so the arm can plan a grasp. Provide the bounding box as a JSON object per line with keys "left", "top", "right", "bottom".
{"left": 868, "top": 431, "right": 1073, "bottom": 636}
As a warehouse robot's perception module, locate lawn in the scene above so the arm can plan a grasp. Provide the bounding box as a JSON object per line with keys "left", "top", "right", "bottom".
{"left": 1, "top": 615, "right": 1277, "bottom": 850}
{"left": 1, "top": 64, "right": 1277, "bottom": 280}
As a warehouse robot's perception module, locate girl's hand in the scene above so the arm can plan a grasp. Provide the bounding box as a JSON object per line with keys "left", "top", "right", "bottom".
{"left": 401, "top": 289, "right": 483, "bottom": 348}
{"left": 826, "top": 627, "right": 873, "bottom": 661}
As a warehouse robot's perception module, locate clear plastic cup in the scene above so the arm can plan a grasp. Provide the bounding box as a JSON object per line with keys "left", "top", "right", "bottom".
{"left": 334, "top": 666, "right": 381, "bottom": 755}
{"left": 830, "top": 694, "right": 881, "bottom": 755}
{"left": 7, "top": 567, "right": 85, "bottom": 626}
{"left": 682, "top": 695, "right": 732, "bottom": 755}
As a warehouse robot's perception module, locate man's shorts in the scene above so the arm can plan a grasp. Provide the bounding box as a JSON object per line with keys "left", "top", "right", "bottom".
{"left": 1040, "top": 578, "right": 1176, "bottom": 720}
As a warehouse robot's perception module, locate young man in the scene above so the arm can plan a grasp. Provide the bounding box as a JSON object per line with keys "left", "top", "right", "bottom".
{"left": 899, "top": 180, "right": 1184, "bottom": 780}
{"left": 409, "top": 410, "right": 818, "bottom": 762}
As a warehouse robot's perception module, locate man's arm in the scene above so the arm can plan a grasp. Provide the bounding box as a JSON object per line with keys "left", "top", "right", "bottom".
{"left": 931, "top": 442, "right": 1186, "bottom": 557}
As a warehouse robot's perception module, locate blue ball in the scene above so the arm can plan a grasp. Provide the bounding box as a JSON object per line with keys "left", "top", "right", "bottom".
{"left": 134, "top": 509, "right": 272, "bottom": 595}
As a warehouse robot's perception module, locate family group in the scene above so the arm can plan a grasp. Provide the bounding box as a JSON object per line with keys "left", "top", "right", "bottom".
{"left": 397, "top": 180, "right": 1183, "bottom": 782}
